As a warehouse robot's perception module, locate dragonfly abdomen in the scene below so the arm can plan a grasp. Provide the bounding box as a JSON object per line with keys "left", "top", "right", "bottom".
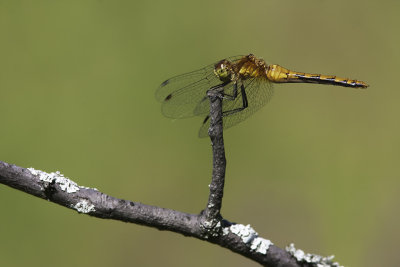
{"left": 266, "top": 64, "right": 368, "bottom": 88}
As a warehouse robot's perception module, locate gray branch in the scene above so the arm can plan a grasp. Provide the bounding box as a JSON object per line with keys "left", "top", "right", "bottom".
{"left": 202, "top": 89, "right": 227, "bottom": 231}
{"left": 0, "top": 91, "right": 342, "bottom": 267}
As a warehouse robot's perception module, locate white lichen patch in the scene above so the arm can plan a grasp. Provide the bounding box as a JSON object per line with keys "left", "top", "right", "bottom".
{"left": 286, "top": 243, "right": 342, "bottom": 267}
{"left": 222, "top": 226, "right": 230, "bottom": 236}
{"left": 225, "top": 224, "right": 273, "bottom": 254}
{"left": 73, "top": 200, "right": 96, "bottom": 213}
{"left": 250, "top": 237, "right": 272, "bottom": 255}
{"left": 230, "top": 224, "right": 256, "bottom": 243}
{"left": 201, "top": 219, "right": 222, "bottom": 238}
{"left": 28, "top": 167, "right": 96, "bottom": 193}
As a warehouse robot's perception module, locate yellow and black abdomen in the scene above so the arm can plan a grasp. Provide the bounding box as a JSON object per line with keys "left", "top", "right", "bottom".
{"left": 266, "top": 64, "right": 368, "bottom": 88}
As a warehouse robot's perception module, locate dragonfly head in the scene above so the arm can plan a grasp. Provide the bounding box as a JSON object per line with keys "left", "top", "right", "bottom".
{"left": 214, "top": 59, "right": 234, "bottom": 82}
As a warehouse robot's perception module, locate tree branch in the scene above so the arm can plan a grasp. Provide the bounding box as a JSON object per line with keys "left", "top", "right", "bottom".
{"left": 201, "top": 88, "right": 226, "bottom": 233}
{"left": 0, "top": 91, "right": 342, "bottom": 267}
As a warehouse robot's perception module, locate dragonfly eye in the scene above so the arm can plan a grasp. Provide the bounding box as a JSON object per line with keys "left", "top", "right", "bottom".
{"left": 214, "top": 60, "right": 232, "bottom": 82}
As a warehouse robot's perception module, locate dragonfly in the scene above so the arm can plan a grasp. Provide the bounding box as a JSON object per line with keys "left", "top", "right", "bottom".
{"left": 156, "top": 54, "right": 368, "bottom": 138}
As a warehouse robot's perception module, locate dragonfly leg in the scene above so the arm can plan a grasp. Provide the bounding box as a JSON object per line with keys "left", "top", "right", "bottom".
{"left": 222, "top": 83, "right": 248, "bottom": 117}
{"left": 207, "top": 81, "right": 230, "bottom": 95}
{"left": 201, "top": 81, "right": 238, "bottom": 125}
{"left": 200, "top": 82, "right": 229, "bottom": 109}
{"left": 219, "top": 82, "right": 238, "bottom": 101}
{"left": 201, "top": 82, "right": 248, "bottom": 126}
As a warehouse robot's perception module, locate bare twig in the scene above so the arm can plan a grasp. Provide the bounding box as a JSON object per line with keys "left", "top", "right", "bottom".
{"left": 201, "top": 88, "right": 226, "bottom": 233}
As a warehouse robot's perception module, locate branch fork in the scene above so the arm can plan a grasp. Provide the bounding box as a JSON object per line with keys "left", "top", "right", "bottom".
{"left": 0, "top": 90, "right": 342, "bottom": 267}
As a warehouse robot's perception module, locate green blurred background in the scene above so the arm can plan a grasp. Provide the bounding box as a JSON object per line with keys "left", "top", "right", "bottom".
{"left": 0, "top": 0, "right": 398, "bottom": 266}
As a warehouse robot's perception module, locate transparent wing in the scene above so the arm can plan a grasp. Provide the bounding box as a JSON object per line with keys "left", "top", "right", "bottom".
{"left": 198, "top": 77, "right": 274, "bottom": 138}
{"left": 156, "top": 64, "right": 218, "bottom": 118}
{"left": 156, "top": 55, "right": 244, "bottom": 119}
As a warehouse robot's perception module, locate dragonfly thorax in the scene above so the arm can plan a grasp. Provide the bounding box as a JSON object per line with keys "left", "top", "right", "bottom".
{"left": 237, "top": 55, "right": 268, "bottom": 80}
{"left": 214, "top": 59, "right": 235, "bottom": 83}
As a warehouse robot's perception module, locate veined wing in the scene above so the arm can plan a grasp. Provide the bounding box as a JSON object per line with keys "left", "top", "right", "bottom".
{"left": 198, "top": 76, "right": 274, "bottom": 137}
{"left": 156, "top": 63, "right": 219, "bottom": 118}
{"left": 156, "top": 55, "right": 244, "bottom": 119}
